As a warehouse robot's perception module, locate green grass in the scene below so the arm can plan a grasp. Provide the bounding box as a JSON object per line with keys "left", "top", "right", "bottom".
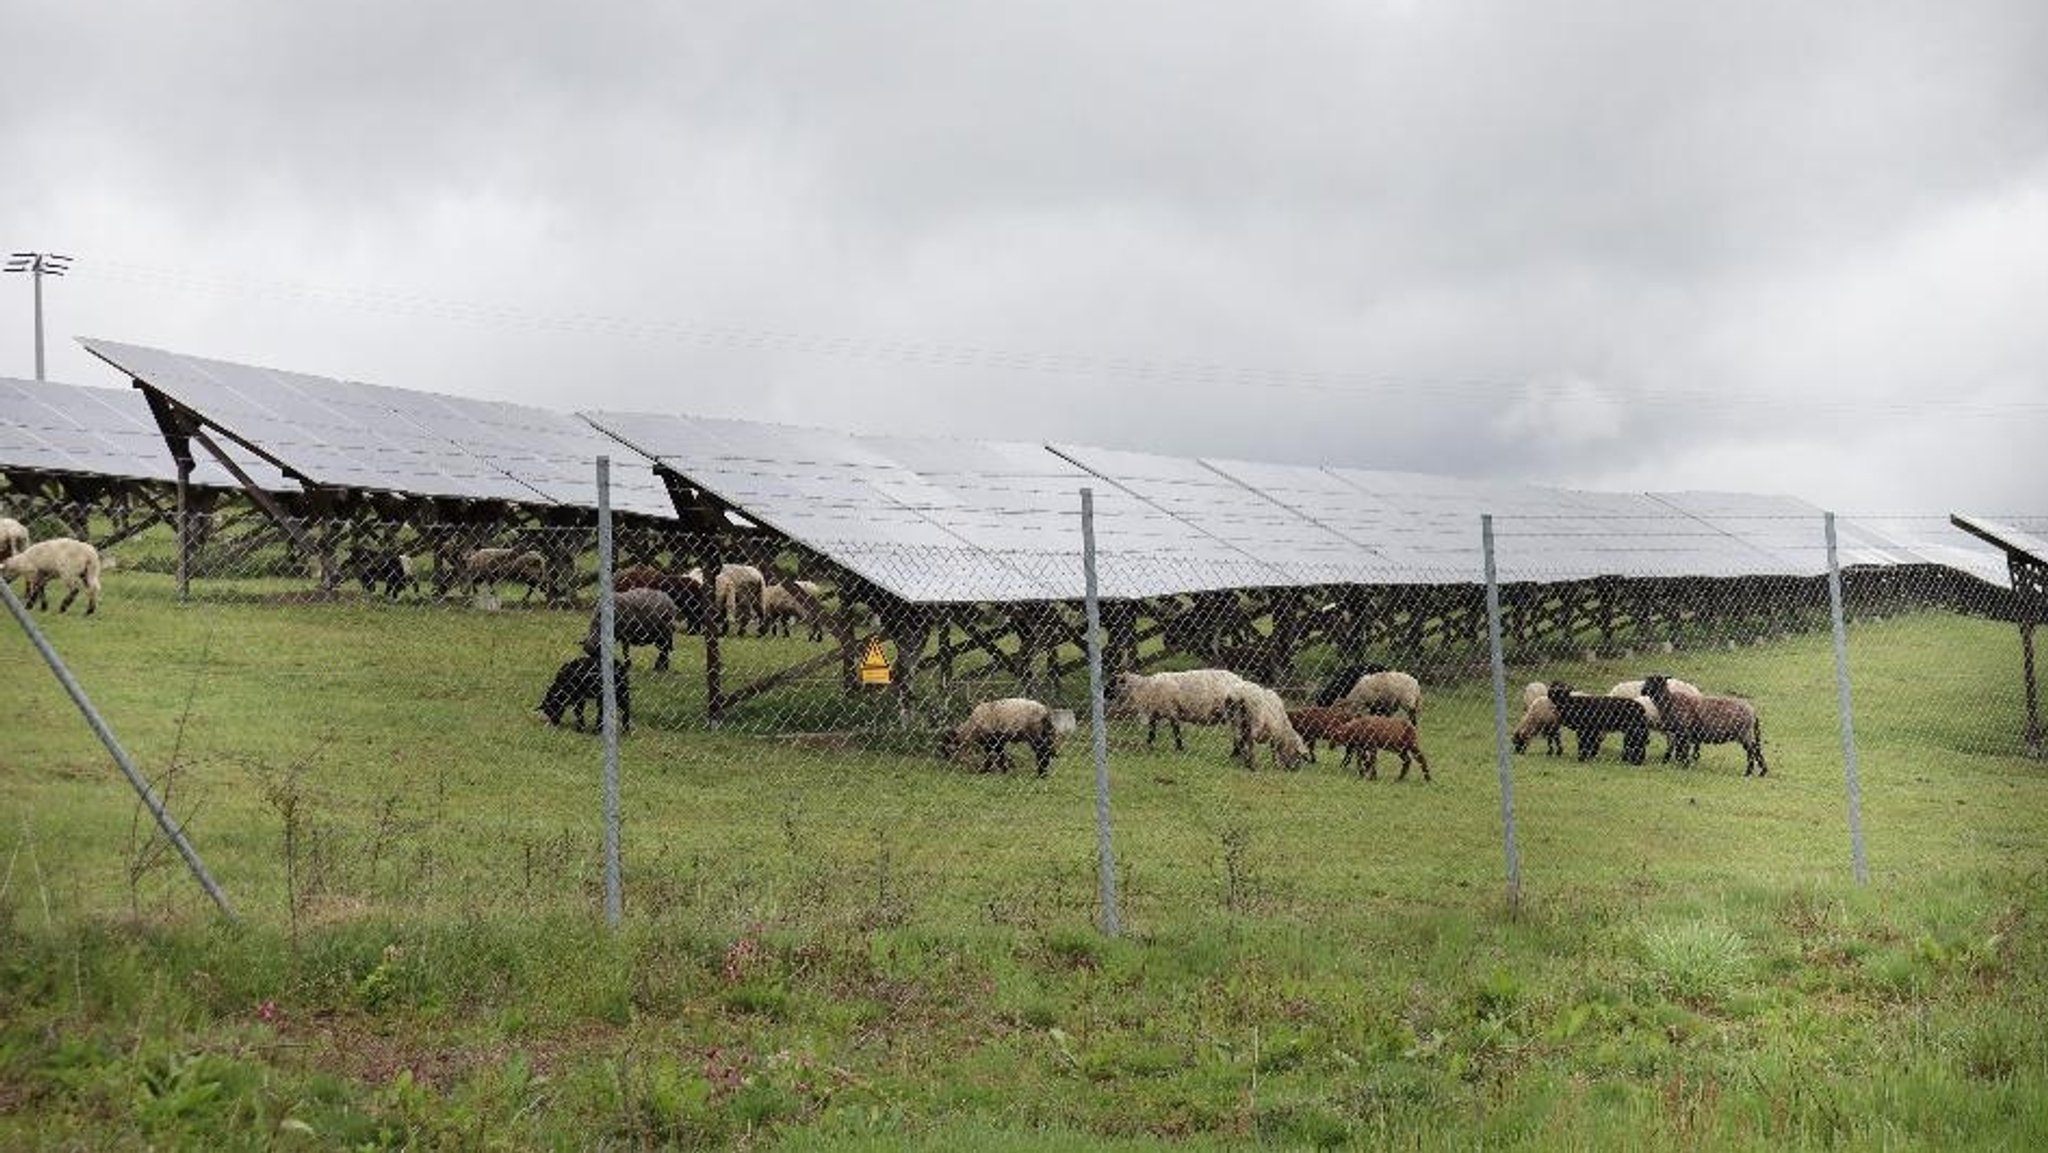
{"left": 4, "top": 572, "right": 2047, "bottom": 1148}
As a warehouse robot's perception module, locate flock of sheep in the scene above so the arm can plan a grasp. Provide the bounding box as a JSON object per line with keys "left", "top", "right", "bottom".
{"left": 3, "top": 515, "right": 1770, "bottom": 781}
{"left": 938, "top": 662, "right": 1768, "bottom": 781}
{"left": 534, "top": 560, "right": 826, "bottom": 733}
{"left": 1514, "top": 675, "right": 1768, "bottom": 775}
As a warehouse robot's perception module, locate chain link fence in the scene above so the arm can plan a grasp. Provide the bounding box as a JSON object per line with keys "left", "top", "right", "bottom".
{"left": 5, "top": 492, "right": 2038, "bottom": 943}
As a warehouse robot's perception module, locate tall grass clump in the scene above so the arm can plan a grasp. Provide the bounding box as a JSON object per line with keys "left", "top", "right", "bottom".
{"left": 1638, "top": 920, "right": 1751, "bottom": 1007}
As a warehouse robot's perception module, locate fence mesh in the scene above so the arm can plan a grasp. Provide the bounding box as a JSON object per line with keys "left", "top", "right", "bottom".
{"left": 4, "top": 499, "right": 2039, "bottom": 944}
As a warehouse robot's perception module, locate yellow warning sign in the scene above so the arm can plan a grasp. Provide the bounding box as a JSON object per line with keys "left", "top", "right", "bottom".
{"left": 858, "top": 638, "right": 892, "bottom": 685}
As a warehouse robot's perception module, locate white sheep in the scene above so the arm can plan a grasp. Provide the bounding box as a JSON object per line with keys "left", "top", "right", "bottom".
{"left": 938, "top": 697, "right": 1059, "bottom": 775}
{"left": 3, "top": 537, "right": 103, "bottom": 615}
{"left": 1513, "top": 681, "right": 1563, "bottom": 756}
{"left": 0, "top": 517, "right": 28, "bottom": 562}
{"left": 1114, "top": 668, "right": 1253, "bottom": 751}
{"left": 714, "top": 564, "right": 767, "bottom": 634}
{"left": 1225, "top": 682, "right": 1310, "bottom": 770}
{"left": 759, "top": 578, "right": 825, "bottom": 640}
{"left": 1339, "top": 669, "right": 1423, "bottom": 724}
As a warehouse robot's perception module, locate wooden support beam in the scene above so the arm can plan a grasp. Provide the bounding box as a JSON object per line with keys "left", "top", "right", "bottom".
{"left": 719, "top": 632, "right": 884, "bottom": 711}
{"left": 187, "top": 428, "right": 338, "bottom": 590}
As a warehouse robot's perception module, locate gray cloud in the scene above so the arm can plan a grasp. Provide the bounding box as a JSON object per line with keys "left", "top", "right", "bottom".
{"left": 4, "top": 1, "right": 2042, "bottom": 518}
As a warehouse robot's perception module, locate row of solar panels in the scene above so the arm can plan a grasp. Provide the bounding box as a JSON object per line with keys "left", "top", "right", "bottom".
{"left": 0, "top": 337, "right": 2016, "bottom": 604}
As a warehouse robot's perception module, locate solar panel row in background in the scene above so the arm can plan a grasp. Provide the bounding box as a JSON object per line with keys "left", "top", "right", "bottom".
{"left": 28, "top": 337, "right": 2015, "bottom": 602}
{"left": 0, "top": 374, "right": 295, "bottom": 492}
{"left": 78, "top": 339, "right": 672, "bottom": 517}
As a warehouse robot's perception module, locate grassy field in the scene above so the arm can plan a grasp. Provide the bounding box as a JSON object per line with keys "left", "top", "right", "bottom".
{"left": 4, "top": 572, "right": 2046, "bottom": 1148}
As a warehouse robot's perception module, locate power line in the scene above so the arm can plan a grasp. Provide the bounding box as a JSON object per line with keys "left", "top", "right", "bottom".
{"left": 58, "top": 256, "right": 2048, "bottom": 419}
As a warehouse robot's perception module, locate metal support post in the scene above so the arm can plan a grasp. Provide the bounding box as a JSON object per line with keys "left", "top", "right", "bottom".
{"left": 597, "top": 457, "right": 623, "bottom": 927}
{"left": 1826, "top": 513, "right": 1870, "bottom": 884}
{"left": 1082, "top": 488, "right": 1120, "bottom": 937}
{"left": 2, "top": 577, "right": 235, "bottom": 920}
{"left": 1482, "top": 515, "right": 1522, "bottom": 916}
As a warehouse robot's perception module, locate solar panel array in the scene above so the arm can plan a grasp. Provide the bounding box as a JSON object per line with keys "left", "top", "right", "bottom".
{"left": 1950, "top": 514, "right": 2048, "bottom": 581}
{"left": 79, "top": 339, "right": 671, "bottom": 517}
{"left": 0, "top": 374, "right": 293, "bottom": 491}
{"left": 11, "top": 336, "right": 2008, "bottom": 603}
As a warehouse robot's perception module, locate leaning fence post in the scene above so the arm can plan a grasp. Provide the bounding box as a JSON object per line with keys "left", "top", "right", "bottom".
{"left": 597, "top": 456, "right": 624, "bottom": 927}
{"left": 1825, "top": 512, "right": 1870, "bottom": 885}
{"left": 1081, "top": 487, "right": 1121, "bottom": 937}
{"left": 1482, "top": 514, "right": 1522, "bottom": 917}
{"left": 2, "top": 577, "right": 236, "bottom": 921}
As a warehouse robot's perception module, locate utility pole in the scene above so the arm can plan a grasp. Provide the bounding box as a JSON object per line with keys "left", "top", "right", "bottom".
{"left": 6, "top": 251, "right": 72, "bottom": 381}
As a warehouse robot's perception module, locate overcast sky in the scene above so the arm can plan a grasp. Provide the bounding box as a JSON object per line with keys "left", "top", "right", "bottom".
{"left": 4, "top": 2, "right": 2042, "bottom": 517}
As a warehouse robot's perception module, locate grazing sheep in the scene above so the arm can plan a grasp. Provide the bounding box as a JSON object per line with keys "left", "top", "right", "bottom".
{"left": 537, "top": 654, "right": 632, "bottom": 733}
{"left": 1286, "top": 705, "right": 1360, "bottom": 765}
{"left": 463, "top": 548, "right": 550, "bottom": 602}
{"left": 345, "top": 545, "right": 419, "bottom": 600}
{"left": 0, "top": 517, "right": 27, "bottom": 562}
{"left": 584, "top": 587, "right": 679, "bottom": 672}
{"left": 1312, "top": 663, "right": 1389, "bottom": 707}
{"left": 714, "top": 564, "right": 766, "bottom": 634}
{"left": 1609, "top": 677, "right": 1703, "bottom": 762}
{"left": 1225, "top": 684, "right": 1310, "bottom": 770}
{"left": 1644, "top": 675, "right": 1767, "bottom": 776}
{"left": 1512, "top": 682, "right": 1563, "bottom": 756}
{"left": 2, "top": 537, "right": 102, "bottom": 615}
{"left": 759, "top": 578, "right": 827, "bottom": 641}
{"left": 1338, "top": 669, "right": 1423, "bottom": 724}
{"left": 1331, "top": 715, "right": 1431, "bottom": 781}
{"left": 938, "top": 697, "right": 1059, "bottom": 775}
{"left": 1113, "top": 668, "right": 1252, "bottom": 751}
{"left": 1547, "top": 683, "right": 1649, "bottom": 764}
{"left": 615, "top": 565, "right": 711, "bottom": 634}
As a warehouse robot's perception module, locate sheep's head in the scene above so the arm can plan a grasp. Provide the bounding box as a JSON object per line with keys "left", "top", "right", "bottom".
{"left": 936, "top": 725, "right": 969, "bottom": 762}
{"left": 1512, "top": 730, "right": 1529, "bottom": 754}
{"left": 1547, "top": 682, "right": 1575, "bottom": 706}
{"left": 1642, "top": 675, "right": 1669, "bottom": 700}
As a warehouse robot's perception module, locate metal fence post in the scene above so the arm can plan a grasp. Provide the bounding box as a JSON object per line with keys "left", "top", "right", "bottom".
{"left": 1825, "top": 512, "right": 1871, "bottom": 885}
{"left": 597, "top": 456, "right": 623, "bottom": 927}
{"left": 2, "top": 577, "right": 236, "bottom": 921}
{"left": 1482, "top": 514, "right": 1522, "bottom": 916}
{"left": 1081, "top": 487, "right": 1121, "bottom": 937}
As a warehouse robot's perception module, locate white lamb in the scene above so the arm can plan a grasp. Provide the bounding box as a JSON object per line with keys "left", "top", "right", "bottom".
{"left": 3, "top": 537, "right": 103, "bottom": 615}
{"left": 1339, "top": 669, "right": 1423, "bottom": 724}
{"left": 715, "top": 564, "right": 767, "bottom": 634}
{"left": 759, "top": 578, "right": 825, "bottom": 640}
{"left": 1513, "top": 681, "right": 1563, "bottom": 756}
{"left": 938, "top": 697, "right": 1059, "bottom": 775}
{"left": 1225, "top": 682, "right": 1310, "bottom": 770}
{"left": 0, "top": 517, "right": 27, "bottom": 562}
{"left": 1114, "top": 668, "right": 1253, "bottom": 752}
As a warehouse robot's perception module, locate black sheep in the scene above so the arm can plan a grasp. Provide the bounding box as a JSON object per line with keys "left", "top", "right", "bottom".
{"left": 538, "top": 654, "right": 632, "bottom": 732}
{"left": 1547, "top": 682, "right": 1649, "bottom": 764}
{"left": 345, "top": 546, "right": 419, "bottom": 600}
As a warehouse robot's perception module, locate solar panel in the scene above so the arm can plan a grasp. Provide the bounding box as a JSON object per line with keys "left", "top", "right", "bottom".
{"left": 584, "top": 411, "right": 1067, "bottom": 603}
{"left": 1642, "top": 492, "right": 1835, "bottom": 577}
{"left": 1048, "top": 444, "right": 1356, "bottom": 588}
{"left": 0, "top": 375, "right": 293, "bottom": 491}
{"left": 1948, "top": 513, "right": 2048, "bottom": 588}
{"left": 80, "top": 338, "right": 668, "bottom": 514}
{"left": 855, "top": 435, "right": 1274, "bottom": 599}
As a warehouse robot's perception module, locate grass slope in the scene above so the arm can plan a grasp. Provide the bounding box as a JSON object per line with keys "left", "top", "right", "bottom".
{"left": 3, "top": 574, "right": 2045, "bottom": 1148}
